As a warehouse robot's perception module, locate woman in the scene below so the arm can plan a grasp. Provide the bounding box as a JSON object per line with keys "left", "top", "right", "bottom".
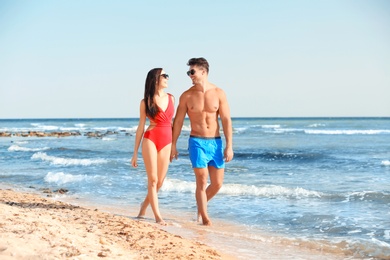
{"left": 131, "top": 68, "right": 174, "bottom": 225}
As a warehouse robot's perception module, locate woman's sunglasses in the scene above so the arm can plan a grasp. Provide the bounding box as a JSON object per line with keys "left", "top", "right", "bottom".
{"left": 186, "top": 69, "right": 196, "bottom": 76}
{"left": 160, "top": 74, "right": 169, "bottom": 79}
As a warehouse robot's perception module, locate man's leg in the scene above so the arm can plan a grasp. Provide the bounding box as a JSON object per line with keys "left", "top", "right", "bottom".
{"left": 206, "top": 166, "right": 224, "bottom": 201}
{"left": 194, "top": 167, "right": 212, "bottom": 226}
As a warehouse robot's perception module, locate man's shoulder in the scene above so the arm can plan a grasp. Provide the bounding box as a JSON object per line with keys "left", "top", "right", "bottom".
{"left": 181, "top": 86, "right": 196, "bottom": 95}
{"left": 209, "top": 84, "right": 226, "bottom": 96}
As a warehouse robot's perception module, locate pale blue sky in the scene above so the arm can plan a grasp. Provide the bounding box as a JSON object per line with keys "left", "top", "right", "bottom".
{"left": 1, "top": 0, "right": 389, "bottom": 118}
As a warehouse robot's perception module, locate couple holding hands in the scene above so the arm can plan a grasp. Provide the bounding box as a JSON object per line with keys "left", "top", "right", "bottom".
{"left": 131, "top": 57, "right": 233, "bottom": 226}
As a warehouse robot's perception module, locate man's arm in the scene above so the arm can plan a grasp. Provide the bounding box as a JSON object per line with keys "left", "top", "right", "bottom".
{"left": 170, "top": 93, "right": 187, "bottom": 161}
{"left": 218, "top": 89, "right": 234, "bottom": 162}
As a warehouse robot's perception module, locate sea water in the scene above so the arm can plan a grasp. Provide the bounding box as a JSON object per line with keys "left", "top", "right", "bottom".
{"left": 0, "top": 118, "right": 389, "bottom": 259}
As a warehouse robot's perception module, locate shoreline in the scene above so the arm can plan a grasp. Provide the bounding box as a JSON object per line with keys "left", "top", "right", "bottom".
{"left": 0, "top": 187, "right": 233, "bottom": 260}
{"left": 0, "top": 185, "right": 354, "bottom": 260}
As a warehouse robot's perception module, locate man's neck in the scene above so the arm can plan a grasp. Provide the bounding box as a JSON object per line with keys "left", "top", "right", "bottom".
{"left": 194, "top": 79, "right": 209, "bottom": 92}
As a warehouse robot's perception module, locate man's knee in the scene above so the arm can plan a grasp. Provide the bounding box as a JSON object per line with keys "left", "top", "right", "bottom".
{"left": 211, "top": 180, "right": 223, "bottom": 190}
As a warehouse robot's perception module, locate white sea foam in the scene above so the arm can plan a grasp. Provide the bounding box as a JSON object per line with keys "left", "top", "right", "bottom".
{"left": 371, "top": 237, "right": 390, "bottom": 248}
{"left": 31, "top": 123, "right": 59, "bottom": 131}
{"left": 127, "top": 126, "right": 138, "bottom": 134}
{"left": 182, "top": 124, "right": 191, "bottom": 132}
{"left": 233, "top": 127, "right": 247, "bottom": 134}
{"left": 308, "top": 123, "right": 326, "bottom": 127}
{"left": 44, "top": 171, "right": 88, "bottom": 185}
{"left": 381, "top": 160, "right": 390, "bottom": 166}
{"left": 162, "top": 179, "right": 322, "bottom": 198}
{"left": 14, "top": 141, "right": 28, "bottom": 144}
{"left": 273, "top": 128, "right": 390, "bottom": 135}
{"left": 102, "top": 137, "right": 116, "bottom": 141}
{"left": 384, "top": 230, "right": 390, "bottom": 240}
{"left": 262, "top": 124, "right": 281, "bottom": 129}
{"left": 8, "top": 145, "right": 49, "bottom": 152}
{"left": 220, "top": 184, "right": 322, "bottom": 198}
{"left": 161, "top": 178, "right": 195, "bottom": 193}
{"left": 304, "top": 129, "right": 390, "bottom": 135}
{"left": 31, "top": 152, "right": 107, "bottom": 166}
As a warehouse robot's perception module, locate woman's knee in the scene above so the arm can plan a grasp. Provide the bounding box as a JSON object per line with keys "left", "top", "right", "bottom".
{"left": 156, "top": 180, "right": 164, "bottom": 190}
{"left": 148, "top": 178, "right": 158, "bottom": 188}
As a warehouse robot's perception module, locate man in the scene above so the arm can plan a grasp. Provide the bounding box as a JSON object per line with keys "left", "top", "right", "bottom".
{"left": 170, "top": 57, "right": 234, "bottom": 226}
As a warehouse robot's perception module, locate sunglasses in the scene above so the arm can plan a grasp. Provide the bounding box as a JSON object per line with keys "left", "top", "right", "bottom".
{"left": 186, "top": 69, "right": 196, "bottom": 76}
{"left": 160, "top": 74, "right": 169, "bottom": 79}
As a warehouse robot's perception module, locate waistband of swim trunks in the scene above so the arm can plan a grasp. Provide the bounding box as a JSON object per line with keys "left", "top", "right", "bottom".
{"left": 189, "top": 135, "right": 221, "bottom": 140}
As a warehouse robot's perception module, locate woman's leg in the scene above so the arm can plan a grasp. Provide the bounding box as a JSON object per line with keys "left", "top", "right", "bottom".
{"left": 156, "top": 144, "right": 171, "bottom": 190}
{"left": 141, "top": 139, "right": 166, "bottom": 224}
{"left": 137, "top": 143, "right": 171, "bottom": 219}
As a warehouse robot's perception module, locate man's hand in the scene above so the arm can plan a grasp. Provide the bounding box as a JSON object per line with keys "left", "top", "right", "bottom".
{"left": 224, "top": 147, "right": 234, "bottom": 162}
{"left": 170, "top": 146, "right": 179, "bottom": 162}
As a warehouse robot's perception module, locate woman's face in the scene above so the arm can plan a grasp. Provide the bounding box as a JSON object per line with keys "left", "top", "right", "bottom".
{"left": 157, "top": 70, "right": 169, "bottom": 89}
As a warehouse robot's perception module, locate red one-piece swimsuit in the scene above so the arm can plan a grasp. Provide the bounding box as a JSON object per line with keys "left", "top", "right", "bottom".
{"left": 143, "top": 94, "right": 174, "bottom": 151}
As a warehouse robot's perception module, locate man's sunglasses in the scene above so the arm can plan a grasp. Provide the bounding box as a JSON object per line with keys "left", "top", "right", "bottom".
{"left": 160, "top": 74, "right": 169, "bottom": 79}
{"left": 186, "top": 69, "right": 196, "bottom": 76}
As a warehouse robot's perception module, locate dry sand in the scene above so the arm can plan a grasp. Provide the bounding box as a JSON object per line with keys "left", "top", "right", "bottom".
{"left": 0, "top": 187, "right": 362, "bottom": 260}
{"left": 0, "top": 188, "right": 234, "bottom": 260}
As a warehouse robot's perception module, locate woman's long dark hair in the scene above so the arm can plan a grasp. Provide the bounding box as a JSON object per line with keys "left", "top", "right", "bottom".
{"left": 144, "top": 68, "right": 162, "bottom": 119}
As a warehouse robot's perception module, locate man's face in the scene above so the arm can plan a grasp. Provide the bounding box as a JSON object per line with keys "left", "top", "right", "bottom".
{"left": 187, "top": 65, "right": 204, "bottom": 84}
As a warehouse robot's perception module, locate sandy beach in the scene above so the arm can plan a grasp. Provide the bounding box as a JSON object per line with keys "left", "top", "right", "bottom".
{"left": 0, "top": 187, "right": 359, "bottom": 260}
{"left": 0, "top": 188, "right": 232, "bottom": 260}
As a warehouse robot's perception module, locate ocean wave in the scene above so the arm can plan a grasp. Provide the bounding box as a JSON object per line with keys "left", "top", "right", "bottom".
{"left": 261, "top": 124, "right": 281, "bottom": 129}
{"left": 31, "top": 152, "right": 107, "bottom": 166}
{"left": 233, "top": 127, "right": 247, "bottom": 134}
{"left": 74, "top": 123, "right": 86, "bottom": 128}
{"left": 102, "top": 137, "right": 116, "bottom": 141}
{"left": 308, "top": 123, "right": 326, "bottom": 127}
{"left": 8, "top": 145, "right": 49, "bottom": 152}
{"left": 13, "top": 141, "right": 28, "bottom": 144}
{"left": 161, "top": 178, "right": 195, "bottom": 193}
{"left": 234, "top": 151, "right": 323, "bottom": 162}
{"left": 31, "top": 123, "right": 59, "bottom": 131}
{"left": 304, "top": 129, "right": 390, "bottom": 135}
{"left": 220, "top": 184, "right": 322, "bottom": 198}
{"left": 344, "top": 191, "right": 390, "bottom": 203}
{"left": 44, "top": 172, "right": 89, "bottom": 185}
{"left": 234, "top": 124, "right": 281, "bottom": 134}
{"left": 381, "top": 160, "right": 390, "bottom": 166}
{"left": 162, "top": 179, "right": 322, "bottom": 198}
{"left": 271, "top": 128, "right": 390, "bottom": 135}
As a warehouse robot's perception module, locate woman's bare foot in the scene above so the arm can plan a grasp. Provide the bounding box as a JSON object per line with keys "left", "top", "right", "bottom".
{"left": 137, "top": 202, "right": 147, "bottom": 218}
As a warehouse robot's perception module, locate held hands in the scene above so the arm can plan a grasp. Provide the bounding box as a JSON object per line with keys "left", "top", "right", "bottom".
{"left": 170, "top": 146, "right": 179, "bottom": 162}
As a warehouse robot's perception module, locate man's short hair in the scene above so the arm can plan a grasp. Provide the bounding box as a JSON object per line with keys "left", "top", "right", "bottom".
{"left": 187, "top": 57, "right": 209, "bottom": 73}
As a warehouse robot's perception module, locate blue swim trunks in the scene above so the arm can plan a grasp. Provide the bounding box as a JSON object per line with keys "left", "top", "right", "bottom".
{"left": 188, "top": 136, "right": 225, "bottom": 169}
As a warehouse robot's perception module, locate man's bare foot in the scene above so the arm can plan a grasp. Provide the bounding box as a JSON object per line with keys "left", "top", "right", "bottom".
{"left": 136, "top": 215, "right": 145, "bottom": 219}
{"left": 156, "top": 219, "right": 167, "bottom": 226}
{"left": 202, "top": 219, "right": 212, "bottom": 226}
